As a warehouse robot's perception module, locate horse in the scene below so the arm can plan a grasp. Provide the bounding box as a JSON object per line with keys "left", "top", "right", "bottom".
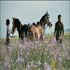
{"left": 29, "top": 12, "right": 52, "bottom": 41}
{"left": 11, "top": 17, "right": 29, "bottom": 40}
{"left": 29, "top": 22, "right": 44, "bottom": 41}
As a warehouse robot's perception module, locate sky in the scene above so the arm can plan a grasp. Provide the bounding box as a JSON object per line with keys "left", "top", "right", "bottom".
{"left": 0, "top": 1, "right": 70, "bottom": 38}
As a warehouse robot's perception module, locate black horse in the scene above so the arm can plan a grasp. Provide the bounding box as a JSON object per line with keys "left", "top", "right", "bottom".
{"left": 11, "top": 17, "right": 29, "bottom": 39}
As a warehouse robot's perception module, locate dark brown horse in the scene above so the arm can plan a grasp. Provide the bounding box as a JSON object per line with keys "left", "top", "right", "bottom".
{"left": 29, "top": 12, "right": 52, "bottom": 41}
{"left": 39, "top": 11, "right": 52, "bottom": 29}
{"left": 11, "top": 17, "right": 29, "bottom": 39}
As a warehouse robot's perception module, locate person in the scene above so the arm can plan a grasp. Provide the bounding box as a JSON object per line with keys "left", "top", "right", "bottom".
{"left": 54, "top": 14, "right": 64, "bottom": 43}
{"left": 6, "top": 19, "right": 10, "bottom": 45}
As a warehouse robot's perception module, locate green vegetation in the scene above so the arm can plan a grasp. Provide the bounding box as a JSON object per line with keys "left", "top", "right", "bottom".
{"left": 0, "top": 33, "right": 70, "bottom": 70}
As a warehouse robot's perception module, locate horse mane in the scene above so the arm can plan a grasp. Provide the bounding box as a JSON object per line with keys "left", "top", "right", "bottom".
{"left": 40, "top": 13, "right": 47, "bottom": 22}
{"left": 32, "top": 22, "right": 37, "bottom": 27}
{"left": 14, "top": 18, "right": 21, "bottom": 25}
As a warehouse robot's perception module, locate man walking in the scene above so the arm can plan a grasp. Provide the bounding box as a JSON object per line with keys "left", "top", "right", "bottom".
{"left": 54, "top": 14, "right": 64, "bottom": 43}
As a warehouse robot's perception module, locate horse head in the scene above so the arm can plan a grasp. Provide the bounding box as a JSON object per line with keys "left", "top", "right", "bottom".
{"left": 45, "top": 11, "right": 52, "bottom": 28}
{"left": 11, "top": 17, "right": 21, "bottom": 34}
{"left": 40, "top": 11, "right": 52, "bottom": 29}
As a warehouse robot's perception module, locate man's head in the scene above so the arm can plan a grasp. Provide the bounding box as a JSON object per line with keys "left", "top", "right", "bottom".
{"left": 58, "top": 14, "right": 61, "bottom": 21}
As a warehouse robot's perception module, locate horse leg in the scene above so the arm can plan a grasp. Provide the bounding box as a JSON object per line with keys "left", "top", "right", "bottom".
{"left": 24, "top": 31, "right": 27, "bottom": 38}
{"left": 19, "top": 31, "right": 24, "bottom": 41}
{"left": 19, "top": 33, "right": 21, "bottom": 39}
{"left": 37, "top": 33, "right": 40, "bottom": 42}
{"left": 33, "top": 32, "right": 35, "bottom": 42}
{"left": 40, "top": 33, "right": 43, "bottom": 41}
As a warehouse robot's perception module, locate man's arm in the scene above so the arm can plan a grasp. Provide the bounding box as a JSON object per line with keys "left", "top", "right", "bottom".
{"left": 62, "top": 23, "right": 64, "bottom": 35}
{"left": 54, "top": 23, "right": 57, "bottom": 36}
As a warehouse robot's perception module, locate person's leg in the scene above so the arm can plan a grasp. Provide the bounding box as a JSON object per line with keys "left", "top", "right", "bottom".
{"left": 56, "top": 35, "right": 59, "bottom": 42}
{"left": 60, "top": 39, "right": 62, "bottom": 43}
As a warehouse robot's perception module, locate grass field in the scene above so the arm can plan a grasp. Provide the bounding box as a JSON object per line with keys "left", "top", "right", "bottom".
{"left": 0, "top": 33, "right": 70, "bottom": 70}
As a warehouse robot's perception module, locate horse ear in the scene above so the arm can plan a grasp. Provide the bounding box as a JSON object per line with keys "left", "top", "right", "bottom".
{"left": 12, "top": 17, "right": 15, "bottom": 20}
{"left": 47, "top": 11, "right": 50, "bottom": 17}
{"left": 46, "top": 11, "right": 48, "bottom": 14}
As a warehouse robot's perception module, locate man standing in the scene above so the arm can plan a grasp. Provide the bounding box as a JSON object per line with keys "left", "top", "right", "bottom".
{"left": 54, "top": 14, "right": 64, "bottom": 43}
{"left": 6, "top": 19, "right": 10, "bottom": 45}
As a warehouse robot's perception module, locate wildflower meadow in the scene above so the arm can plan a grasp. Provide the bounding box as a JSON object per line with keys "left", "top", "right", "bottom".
{"left": 0, "top": 34, "right": 70, "bottom": 70}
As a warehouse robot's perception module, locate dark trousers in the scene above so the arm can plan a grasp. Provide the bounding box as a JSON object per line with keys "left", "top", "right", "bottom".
{"left": 56, "top": 34, "right": 62, "bottom": 43}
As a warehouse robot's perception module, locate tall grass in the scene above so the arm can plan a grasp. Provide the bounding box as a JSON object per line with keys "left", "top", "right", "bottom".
{"left": 0, "top": 33, "right": 70, "bottom": 70}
